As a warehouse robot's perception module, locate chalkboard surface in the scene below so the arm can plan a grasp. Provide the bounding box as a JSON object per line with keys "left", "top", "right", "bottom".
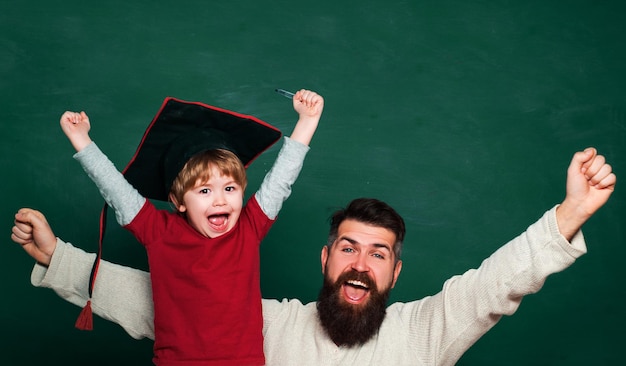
{"left": 1, "top": 1, "right": 624, "bottom": 364}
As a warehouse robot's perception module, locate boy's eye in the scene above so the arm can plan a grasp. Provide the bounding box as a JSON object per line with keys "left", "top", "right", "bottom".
{"left": 225, "top": 186, "right": 236, "bottom": 192}
{"left": 199, "top": 188, "right": 210, "bottom": 194}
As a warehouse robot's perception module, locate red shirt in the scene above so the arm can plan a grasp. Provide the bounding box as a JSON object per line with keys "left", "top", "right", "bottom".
{"left": 126, "top": 195, "right": 273, "bottom": 366}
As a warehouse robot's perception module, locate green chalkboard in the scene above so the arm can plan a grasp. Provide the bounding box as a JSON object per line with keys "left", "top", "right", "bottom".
{"left": 1, "top": 0, "right": 624, "bottom": 364}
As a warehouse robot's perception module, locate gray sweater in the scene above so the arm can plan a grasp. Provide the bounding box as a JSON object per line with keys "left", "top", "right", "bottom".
{"left": 31, "top": 206, "right": 586, "bottom": 365}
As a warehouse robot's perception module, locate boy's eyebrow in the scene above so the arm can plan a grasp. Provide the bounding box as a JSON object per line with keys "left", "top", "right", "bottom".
{"left": 337, "top": 235, "right": 392, "bottom": 253}
{"left": 196, "top": 176, "right": 240, "bottom": 185}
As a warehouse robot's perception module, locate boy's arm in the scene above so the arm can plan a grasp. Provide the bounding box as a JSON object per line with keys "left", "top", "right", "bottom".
{"left": 255, "top": 90, "right": 324, "bottom": 219}
{"left": 74, "top": 143, "right": 145, "bottom": 225}
{"left": 289, "top": 89, "right": 324, "bottom": 146}
{"left": 60, "top": 111, "right": 93, "bottom": 152}
{"left": 60, "top": 111, "right": 144, "bottom": 225}
{"left": 255, "top": 138, "right": 310, "bottom": 219}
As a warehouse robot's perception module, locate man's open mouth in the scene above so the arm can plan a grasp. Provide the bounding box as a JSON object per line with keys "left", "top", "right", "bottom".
{"left": 343, "top": 279, "right": 370, "bottom": 303}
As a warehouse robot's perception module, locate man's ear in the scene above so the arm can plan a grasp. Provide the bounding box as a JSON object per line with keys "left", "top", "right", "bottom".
{"left": 320, "top": 245, "right": 329, "bottom": 275}
{"left": 169, "top": 193, "right": 186, "bottom": 213}
{"left": 390, "top": 260, "right": 403, "bottom": 289}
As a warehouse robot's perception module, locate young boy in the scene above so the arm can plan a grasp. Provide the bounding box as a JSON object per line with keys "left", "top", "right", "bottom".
{"left": 59, "top": 89, "right": 324, "bottom": 366}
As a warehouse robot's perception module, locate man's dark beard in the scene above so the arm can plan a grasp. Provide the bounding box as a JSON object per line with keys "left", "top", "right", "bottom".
{"left": 316, "top": 270, "right": 391, "bottom": 347}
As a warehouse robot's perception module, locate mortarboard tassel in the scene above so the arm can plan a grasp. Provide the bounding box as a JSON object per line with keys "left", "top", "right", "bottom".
{"left": 75, "top": 204, "right": 108, "bottom": 331}
{"left": 75, "top": 300, "right": 93, "bottom": 330}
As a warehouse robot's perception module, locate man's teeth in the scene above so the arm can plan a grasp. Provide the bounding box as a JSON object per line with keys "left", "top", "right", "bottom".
{"left": 347, "top": 280, "right": 369, "bottom": 289}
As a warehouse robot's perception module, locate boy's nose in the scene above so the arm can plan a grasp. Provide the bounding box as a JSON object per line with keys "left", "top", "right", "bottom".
{"left": 212, "top": 192, "right": 226, "bottom": 206}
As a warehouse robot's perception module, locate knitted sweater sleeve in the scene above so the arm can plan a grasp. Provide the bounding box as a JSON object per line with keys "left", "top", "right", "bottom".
{"left": 396, "top": 205, "right": 587, "bottom": 365}
{"left": 30, "top": 238, "right": 156, "bottom": 340}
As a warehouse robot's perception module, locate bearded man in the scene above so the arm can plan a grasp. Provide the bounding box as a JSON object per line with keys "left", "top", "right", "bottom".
{"left": 12, "top": 147, "right": 616, "bottom": 365}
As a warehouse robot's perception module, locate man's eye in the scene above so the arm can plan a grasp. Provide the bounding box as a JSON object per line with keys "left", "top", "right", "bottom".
{"left": 341, "top": 248, "right": 354, "bottom": 253}
{"left": 373, "top": 253, "right": 385, "bottom": 260}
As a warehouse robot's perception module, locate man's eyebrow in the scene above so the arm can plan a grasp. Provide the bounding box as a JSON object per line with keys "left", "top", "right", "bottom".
{"left": 372, "top": 243, "right": 392, "bottom": 253}
{"left": 337, "top": 235, "right": 357, "bottom": 245}
{"left": 337, "top": 236, "right": 392, "bottom": 253}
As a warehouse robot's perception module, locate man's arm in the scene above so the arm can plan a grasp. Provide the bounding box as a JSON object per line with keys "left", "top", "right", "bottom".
{"left": 31, "top": 238, "right": 155, "bottom": 340}
{"left": 402, "top": 205, "right": 588, "bottom": 365}
{"left": 555, "top": 147, "right": 616, "bottom": 240}
{"left": 403, "top": 147, "right": 615, "bottom": 364}
{"left": 12, "top": 208, "right": 56, "bottom": 267}
{"left": 12, "top": 208, "right": 155, "bottom": 339}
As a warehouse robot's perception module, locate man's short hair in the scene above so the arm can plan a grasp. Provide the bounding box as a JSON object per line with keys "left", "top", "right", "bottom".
{"left": 327, "top": 198, "right": 405, "bottom": 262}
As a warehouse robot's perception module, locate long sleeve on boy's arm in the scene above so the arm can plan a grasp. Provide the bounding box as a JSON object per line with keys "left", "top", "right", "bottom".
{"left": 255, "top": 137, "right": 310, "bottom": 219}
{"left": 73, "top": 142, "right": 145, "bottom": 225}
{"left": 399, "top": 205, "right": 587, "bottom": 365}
{"left": 30, "top": 239, "right": 156, "bottom": 340}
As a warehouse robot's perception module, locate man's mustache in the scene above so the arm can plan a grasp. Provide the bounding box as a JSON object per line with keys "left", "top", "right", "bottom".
{"left": 334, "top": 270, "right": 375, "bottom": 290}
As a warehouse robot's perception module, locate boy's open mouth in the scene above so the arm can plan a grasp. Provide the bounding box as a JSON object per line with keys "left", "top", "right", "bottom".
{"left": 208, "top": 214, "right": 229, "bottom": 231}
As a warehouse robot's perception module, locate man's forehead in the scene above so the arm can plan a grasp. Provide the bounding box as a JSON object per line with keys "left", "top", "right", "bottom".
{"left": 337, "top": 219, "right": 396, "bottom": 246}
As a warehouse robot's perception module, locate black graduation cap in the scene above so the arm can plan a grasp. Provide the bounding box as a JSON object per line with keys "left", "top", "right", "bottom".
{"left": 74, "top": 96, "right": 282, "bottom": 331}
{"left": 123, "top": 96, "right": 283, "bottom": 201}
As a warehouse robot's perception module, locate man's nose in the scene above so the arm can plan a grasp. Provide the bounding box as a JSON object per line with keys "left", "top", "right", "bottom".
{"left": 351, "top": 252, "right": 369, "bottom": 272}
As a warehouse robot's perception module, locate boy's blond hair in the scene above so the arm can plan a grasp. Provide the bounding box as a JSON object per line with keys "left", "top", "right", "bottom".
{"left": 169, "top": 149, "right": 247, "bottom": 206}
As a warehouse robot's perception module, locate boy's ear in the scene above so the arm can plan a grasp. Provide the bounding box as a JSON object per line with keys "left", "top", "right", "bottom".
{"left": 169, "top": 193, "right": 186, "bottom": 213}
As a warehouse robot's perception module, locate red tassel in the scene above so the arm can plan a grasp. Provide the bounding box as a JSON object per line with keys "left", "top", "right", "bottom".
{"left": 75, "top": 300, "right": 94, "bottom": 331}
